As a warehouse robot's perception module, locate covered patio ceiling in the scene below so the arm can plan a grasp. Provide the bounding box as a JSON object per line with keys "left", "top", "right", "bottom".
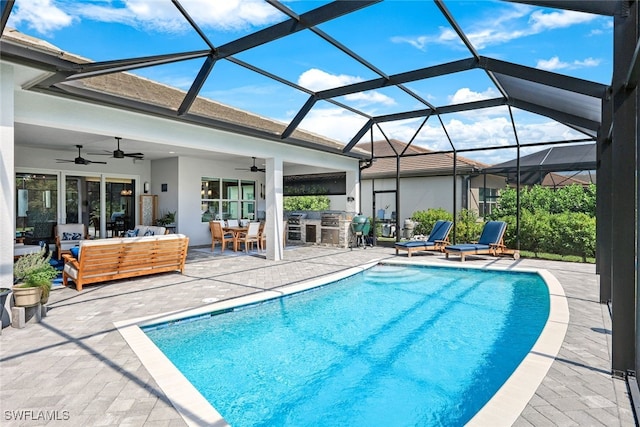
{"left": 0, "top": 0, "right": 617, "bottom": 166}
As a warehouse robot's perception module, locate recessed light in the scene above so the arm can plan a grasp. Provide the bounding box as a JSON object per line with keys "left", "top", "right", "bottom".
{"left": 169, "top": 151, "right": 175, "bottom": 154}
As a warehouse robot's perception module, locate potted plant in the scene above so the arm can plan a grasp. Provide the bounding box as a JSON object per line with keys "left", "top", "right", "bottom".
{"left": 156, "top": 211, "right": 176, "bottom": 227}
{"left": 13, "top": 249, "right": 59, "bottom": 306}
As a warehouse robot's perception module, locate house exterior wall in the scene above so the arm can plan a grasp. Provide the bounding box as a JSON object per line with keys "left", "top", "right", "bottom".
{"left": 3, "top": 60, "right": 361, "bottom": 259}
{"left": 468, "top": 174, "right": 508, "bottom": 216}
{"left": 361, "top": 174, "right": 506, "bottom": 222}
{"left": 361, "top": 176, "right": 461, "bottom": 221}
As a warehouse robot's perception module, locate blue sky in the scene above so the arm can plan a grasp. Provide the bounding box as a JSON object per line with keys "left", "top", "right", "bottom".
{"left": 7, "top": 0, "right": 612, "bottom": 164}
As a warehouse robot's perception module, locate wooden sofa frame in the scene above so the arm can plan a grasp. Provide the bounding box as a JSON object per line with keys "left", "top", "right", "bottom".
{"left": 62, "top": 234, "right": 189, "bottom": 291}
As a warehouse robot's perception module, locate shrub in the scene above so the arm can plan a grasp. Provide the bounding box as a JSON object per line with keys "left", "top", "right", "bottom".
{"left": 283, "top": 195, "right": 330, "bottom": 211}
{"left": 410, "top": 208, "right": 453, "bottom": 236}
{"left": 518, "top": 209, "right": 552, "bottom": 256}
{"left": 454, "top": 209, "right": 482, "bottom": 243}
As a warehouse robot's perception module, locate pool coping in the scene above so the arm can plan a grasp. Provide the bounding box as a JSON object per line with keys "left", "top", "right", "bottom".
{"left": 114, "top": 259, "right": 568, "bottom": 427}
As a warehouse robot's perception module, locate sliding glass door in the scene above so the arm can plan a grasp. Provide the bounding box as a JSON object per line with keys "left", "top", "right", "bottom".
{"left": 16, "top": 171, "right": 138, "bottom": 240}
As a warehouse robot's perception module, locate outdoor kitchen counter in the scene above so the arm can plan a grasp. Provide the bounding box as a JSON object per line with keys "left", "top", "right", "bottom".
{"left": 286, "top": 211, "right": 354, "bottom": 248}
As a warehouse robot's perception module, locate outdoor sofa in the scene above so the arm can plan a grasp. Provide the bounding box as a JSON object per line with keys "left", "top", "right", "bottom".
{"left": 62, "top": 233, "right": 189, "bottom": 291}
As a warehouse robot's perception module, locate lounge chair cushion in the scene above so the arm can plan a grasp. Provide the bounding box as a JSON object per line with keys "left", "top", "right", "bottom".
{"left": 477, "top": 221, "right": 506, "bottom": 245}
{"left": 444, "top": 243, "right": 491, "bottom": 252}
{"left": 395, "top": 240, "right": 431, "bottom": 248}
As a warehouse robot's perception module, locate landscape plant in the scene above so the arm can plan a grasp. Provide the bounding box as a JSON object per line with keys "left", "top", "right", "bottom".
{"left": 13, "top": 249, "right": 58, "bottom": 303}
{"left": 410, "top": 208, "right": 453, "bottom": 236}
{"left": 490, "top": 184, "right": 596, "bottom": 260}
{"left": 284, "top": 195, "right": 330, "bottom": 211}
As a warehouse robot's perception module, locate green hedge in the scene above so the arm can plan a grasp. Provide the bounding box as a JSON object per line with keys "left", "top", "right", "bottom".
{"left": 409, "top": 184, "right": 596, "bottom": 261}
{"left": 491, "top": 184, "right": 596, "bottom": 261}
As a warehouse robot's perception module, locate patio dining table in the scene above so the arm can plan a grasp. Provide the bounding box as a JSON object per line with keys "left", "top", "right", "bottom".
{"left": 223, "top": 226, "right": 248, "bottom": 252}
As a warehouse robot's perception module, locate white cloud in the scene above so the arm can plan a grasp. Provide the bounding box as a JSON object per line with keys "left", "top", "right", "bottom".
{"left": 296, "top": 107, "right": 371, "bottom": 143}
{"left": 345, "top": 91, "right": 395, "bottom": 106}
{"left": 393, "top": 4, "right": 599, "bottom": 52}
{"left": 574, "top": 57, "right": 600, "bottom": 67}
{"left": 288, "top": 103, "right": 585, "bottom": 164}
{"left": 449, "top": 87, "right": 500, "bottom": 104}
{"left": 536, "top": 56, "right": 601, "bottom": 71}
{"left": 536, "top": 56, "right": 569, "bottom": 71}
{"left": 9, "top": 0, "right": 282, "bottom": 35}
{"left": 297, "top": 69, "right": 395, "bottom": 107}
{"left": 529, "top": 9, "right": 597, "bottom": 32}
{"left": 9, "top": 0, "right": 74, "bottom": 35}
{"left": 298, "top": 68, "right": 362, "bottom": 91}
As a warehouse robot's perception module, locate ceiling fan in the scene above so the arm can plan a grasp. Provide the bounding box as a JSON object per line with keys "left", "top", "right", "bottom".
{"left": 235, "top": 157, "right": 265, "bottom": 173}
{"left": 56, "top": 145, "right": 107, "bottom": 165}
{"left": 90, "top": 137, "right": 144, "bottom": 159}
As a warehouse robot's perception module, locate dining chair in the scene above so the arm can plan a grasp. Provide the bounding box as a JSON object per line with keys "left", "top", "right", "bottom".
{"left": 226, "top": 219, "right": 239, "bottom": 227}
{"left": 258, "top": 221, "right": 287, "bottom": 251}
{"left": 238, "top": 222, "right": 261, "bottom": 252}
{"left": 258, "top": 221, "right": 266, "bottom": 251}
{"left": 210, "top": 221, "right": 234, "bottom": 253}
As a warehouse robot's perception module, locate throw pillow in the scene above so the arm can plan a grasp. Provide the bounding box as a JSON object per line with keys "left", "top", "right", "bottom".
{"left": 125, "top": 229, "right": 139, "bottom": 238}
{"left": 143, "top": 229, "right": 155, "bottom": 236}
{"left": 69, "top": 246, "right": 81, "bottom": 260}
{"left": 62, "top": 232, "right": 83, "bottom": 240}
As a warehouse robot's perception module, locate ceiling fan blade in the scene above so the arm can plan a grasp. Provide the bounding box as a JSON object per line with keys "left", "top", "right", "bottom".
{"left": 55, "top": 159, "right": 74, "bottom": 163}
{"left": 124, "top": 153, "right": 144, "bottom": 158}
{"left": 88, "top": 160, "right": 108, "bottom": 164}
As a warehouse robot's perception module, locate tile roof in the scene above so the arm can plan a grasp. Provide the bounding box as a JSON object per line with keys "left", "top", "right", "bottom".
{"left": 3, "top": 28, "right": 367, "bottom": 157}
{"left": 357, "top": 139, "right": 487, "bottom": 179}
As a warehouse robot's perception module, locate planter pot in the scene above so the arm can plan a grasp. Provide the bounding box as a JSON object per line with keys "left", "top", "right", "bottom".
{"left": 12, "top": 286, "right": 42, "bottom": 307}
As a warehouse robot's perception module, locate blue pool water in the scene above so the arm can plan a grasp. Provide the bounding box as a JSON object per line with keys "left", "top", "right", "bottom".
{"left": 144, "top": 264, "right": 550, "bottom": 426}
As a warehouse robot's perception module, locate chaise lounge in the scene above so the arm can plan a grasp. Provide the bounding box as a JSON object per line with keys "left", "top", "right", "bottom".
{"left": 444, "top": 220, "right": 519, "bottom": 262}
{"left": 395, "top": 220, "right": 453, "bottom": 257}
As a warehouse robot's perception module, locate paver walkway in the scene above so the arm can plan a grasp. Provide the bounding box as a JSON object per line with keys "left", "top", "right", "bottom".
{"left": 0, "top": 245, "right": 634, "bottom": 426}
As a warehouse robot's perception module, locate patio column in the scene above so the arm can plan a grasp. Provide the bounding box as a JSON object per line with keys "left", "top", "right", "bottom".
{"left": 345, "top": 169, "right": 359, "bottom": 215}
{"left": 0, "top": 63, "right": 15, "bottom": 287}
{"left": 610, "top": 0, "right": 638, "bottom": 377}
{"left": 265, "top": 157, "right": 284, "bottom": 261}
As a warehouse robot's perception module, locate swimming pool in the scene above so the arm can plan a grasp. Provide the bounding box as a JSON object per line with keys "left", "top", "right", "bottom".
{"left": 127, "top": 262, "right": 564, "bottom": 427}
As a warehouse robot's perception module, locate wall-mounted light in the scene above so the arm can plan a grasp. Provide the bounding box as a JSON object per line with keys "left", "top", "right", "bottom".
{"left": 144, "top": 182, "right": 150, "bottom": 193}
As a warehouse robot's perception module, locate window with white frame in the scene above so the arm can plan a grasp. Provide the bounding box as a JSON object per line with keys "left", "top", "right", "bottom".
{"left": 479, "top": 187, "right": 499, "bottom": 217}
{"left": 201, "top": 177, "right": 255, "bottom": 222}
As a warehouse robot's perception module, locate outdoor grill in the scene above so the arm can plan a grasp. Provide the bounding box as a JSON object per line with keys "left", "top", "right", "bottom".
{"left": 320, "top": 213, "right": 341, "bottom": 227}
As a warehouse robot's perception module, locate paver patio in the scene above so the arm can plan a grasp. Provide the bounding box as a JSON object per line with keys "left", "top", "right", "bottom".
{"left": 0, "top": 245, "right": 634, "bottom": 426}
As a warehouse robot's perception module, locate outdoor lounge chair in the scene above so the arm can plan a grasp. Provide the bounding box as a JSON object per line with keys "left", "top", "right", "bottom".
{"left": 394, "top": 220, "right": 453, "bottom": 257}
{"left": 444, "top": 220, "right": 520, "bottom": 262}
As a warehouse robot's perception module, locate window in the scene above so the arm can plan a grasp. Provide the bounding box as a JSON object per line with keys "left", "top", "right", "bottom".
{"left": 15, "top": 173, "right": 58, "bottom": 242}
{"left": 479, "top": 188, "right": 499, "bottom": 217}
{"left": 202, "top": 178, "right": 255, "bottom": 222}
